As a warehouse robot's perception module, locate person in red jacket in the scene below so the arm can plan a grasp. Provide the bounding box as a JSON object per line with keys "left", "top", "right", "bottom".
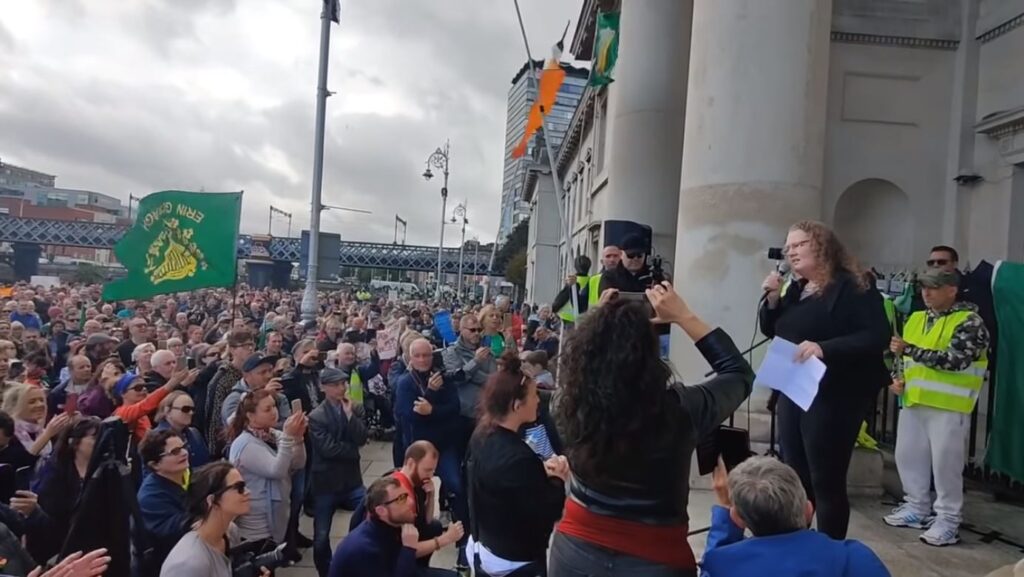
{"left": 112, "top": 369, "right": 199, "bottom": 443}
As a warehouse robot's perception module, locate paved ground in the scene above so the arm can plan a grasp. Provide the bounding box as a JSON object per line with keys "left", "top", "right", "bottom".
{"left": 281, "top": 442, "right": 1023, "bottom": 577}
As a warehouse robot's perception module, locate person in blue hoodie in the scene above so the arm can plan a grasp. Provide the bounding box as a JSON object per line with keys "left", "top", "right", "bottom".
{"left": 701, "top": 456, "right": 890, "bottom": 577}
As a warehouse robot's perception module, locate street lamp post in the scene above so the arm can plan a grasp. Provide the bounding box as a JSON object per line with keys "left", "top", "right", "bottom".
{"left": 422, "top": 140, "right": 450, "bottom": 301}
{"left": 451, "top": 201, "right": 468, "bottom": 299}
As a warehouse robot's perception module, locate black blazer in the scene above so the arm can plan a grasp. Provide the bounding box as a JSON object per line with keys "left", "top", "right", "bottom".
{"left": 759, "top": 272, "right": 891, "bottom": 403}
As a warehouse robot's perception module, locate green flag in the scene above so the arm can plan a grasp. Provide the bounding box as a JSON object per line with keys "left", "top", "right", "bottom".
{"left": 987, "top": 261, "right": 1024, "bottom": 482}
{"left": 590, "top": 11, "right": 619, "bottom": 87}
{"left": 103, "top": 191, "right": 242, "bottom": 301}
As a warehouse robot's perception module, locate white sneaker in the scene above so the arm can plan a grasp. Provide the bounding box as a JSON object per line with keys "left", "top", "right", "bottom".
{"left": 920, "top": 521, "right": 961, "bottom": 546}
{"left": 883, "top": 504, "right": 935, "bottom": 529}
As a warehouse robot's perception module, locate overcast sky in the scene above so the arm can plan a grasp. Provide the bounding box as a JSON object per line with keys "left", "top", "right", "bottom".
{"left": 0, "top": 0, "right": 581, "bottom": 245}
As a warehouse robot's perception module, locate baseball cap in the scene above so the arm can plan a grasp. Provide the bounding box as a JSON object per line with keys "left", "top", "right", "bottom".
{"left": 919, "top": 269, "right": 959, "bottom": 288}
{"left": 242, "top": 353, "right": 279, "bottom": 373}
{"left": 320, "top": 367, "right": 350, "bottom": 385}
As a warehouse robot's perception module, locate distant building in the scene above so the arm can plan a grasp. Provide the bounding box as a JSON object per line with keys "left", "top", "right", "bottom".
{"left": 0, "top": 158, "right": 56, "bottom": 188}
{"left": 0, "top": 198, "right": 115, "bottom": 263}
{"left": 0, "top": 183, "right": 126, "bottom": 217}
{"left": 497, "top": 60, "right": 588, "bottom": 242}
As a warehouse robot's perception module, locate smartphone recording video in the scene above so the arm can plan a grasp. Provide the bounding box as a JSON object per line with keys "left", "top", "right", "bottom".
{"left": 617, "top": 291, "right": 656, "bottom": 319}
{"left": 696, "top": 426, "right": 752, "bottom": 476}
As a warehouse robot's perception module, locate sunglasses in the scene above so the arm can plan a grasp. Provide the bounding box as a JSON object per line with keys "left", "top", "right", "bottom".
{"left": 383, "top": 492, "right": 410, "bottom": 506}
{"left": 216, "top": 480, "right": 248, "bottom": 496}
{"left": 926, "top": 259, "right": 950, "bottom": 267}
{"left": 625, "top": 251, "right": 645, "bottom": 259}
{"left": 465, "top": 327, "right": 482, "bottom": 333}
{"left": 174, "top": 405, "right": 195, "bottom": 414}
{"left": 128, "top": 384, "right": 148, "bottom": 393}
{"left": 160, "top": 445, "right": 189, "bottom": 458}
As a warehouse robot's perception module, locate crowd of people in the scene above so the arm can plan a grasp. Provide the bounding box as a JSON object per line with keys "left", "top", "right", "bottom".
{"left": 0, "top": 219, "right": 995, "bottom": 577}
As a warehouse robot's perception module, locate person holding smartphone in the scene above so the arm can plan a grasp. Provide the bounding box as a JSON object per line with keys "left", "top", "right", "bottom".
{"left": 394, "top": 338, "right": 467, "bottom": 571}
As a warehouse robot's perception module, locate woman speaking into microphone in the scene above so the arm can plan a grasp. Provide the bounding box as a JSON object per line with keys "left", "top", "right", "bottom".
{"left": 759, "top": 220, "right": 889, "bottom": 539}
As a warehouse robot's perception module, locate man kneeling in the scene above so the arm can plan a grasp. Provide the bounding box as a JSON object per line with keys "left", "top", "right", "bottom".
{"left": 701, "top": 457, "right": 890, "bottom": 577}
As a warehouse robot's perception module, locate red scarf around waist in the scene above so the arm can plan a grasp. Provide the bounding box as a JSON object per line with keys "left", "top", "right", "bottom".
{"left": 557, "top": 498, "right": 696, "bottom": 570}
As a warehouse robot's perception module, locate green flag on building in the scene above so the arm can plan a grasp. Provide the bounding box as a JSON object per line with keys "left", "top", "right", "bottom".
{"left": 103, "top": 191, "right": 242, "bottom": 301}
{"left": 589, "top": 11, "right": 620, "bottom": 87}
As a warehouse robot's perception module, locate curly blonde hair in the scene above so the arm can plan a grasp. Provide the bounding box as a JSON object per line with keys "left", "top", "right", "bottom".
{"left": 789, "top": 220, "right": 867, "bottom": 291}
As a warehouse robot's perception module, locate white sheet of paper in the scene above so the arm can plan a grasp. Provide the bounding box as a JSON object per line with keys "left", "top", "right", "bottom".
{"left": 754, "top": 337, "right": 826, "bottom": 411}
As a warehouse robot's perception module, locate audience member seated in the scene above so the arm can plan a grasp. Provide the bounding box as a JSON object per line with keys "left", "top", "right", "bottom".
{"left": 467, "top": 353, "right": 567, "bottom": 577}
{"left": 160, "top": 462, "right": 253, "bottom": 577}
{"left": 226, "top": 389, "right": 307, "bottom": 544}
{"left": 29, "top": 416, "right": 102, "bottom": 564}
{"left": 136, "top": 429, "right": 191, "bottom": 575}
{"left": 350, "top": 441, "right": 465, "bottom": 572}
{"left": 329, "top": 476, "right": 454, "bottom": 577}
{"left": 155, "top": 391, "right": 211, "bottom": 470}
{"left": 78, "top": 358, "right": 126, "bottom": 419}
{"left": 308, "top": 367, "right": 369, "bottom": 577}
{"left": 700, "top": 457, "right": 890, "bottom": 577}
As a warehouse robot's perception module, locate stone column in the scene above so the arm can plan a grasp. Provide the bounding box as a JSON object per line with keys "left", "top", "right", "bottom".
{"left": 672, "top": 0, "right": 833, "bottom": 444}
{"left": 603, "top": 0, "right": 692, "bottom": 267}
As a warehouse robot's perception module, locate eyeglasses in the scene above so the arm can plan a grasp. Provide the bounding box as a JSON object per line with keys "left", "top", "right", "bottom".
{"left": 464, "top": 327, "right": 482, "bottom": 333}
{"left": 382, "top": 492, "right": 410, "bottom": 506}
{"left": 160, "top": 445, "right": 189, "bottom": 458}
{"left": 174, "top": 405, "right": 195, "bottom": 414}
{"left": 216, "top": 480, "right": 248, "bottom": 496}
{"left": 624, "top": 251, "right": 645, "bottom": 259}
{"left": 926, "top": 259, "right": 950, "bottom": 267}
{"left": 784, "top": 239, "right": 812, "bottom": 253}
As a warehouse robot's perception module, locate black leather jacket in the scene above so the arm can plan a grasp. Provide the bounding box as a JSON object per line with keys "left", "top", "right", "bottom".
{"left": 568, "top": 328, "right": 753, "bottom": 525}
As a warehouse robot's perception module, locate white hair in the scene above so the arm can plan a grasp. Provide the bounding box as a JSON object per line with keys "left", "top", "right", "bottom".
{"left": 132, "top": 343, "right": 156, "bottom": 362}
{"left": 151, "top": 349, "right": 176, "bottom": 366}
{"left": 728, "top": 457, "right": 808, "bottom": 536}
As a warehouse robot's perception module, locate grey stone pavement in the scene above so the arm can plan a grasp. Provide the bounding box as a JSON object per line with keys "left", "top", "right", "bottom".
{"left": 282, "top": 442, "right": 1024, "bottom": 577}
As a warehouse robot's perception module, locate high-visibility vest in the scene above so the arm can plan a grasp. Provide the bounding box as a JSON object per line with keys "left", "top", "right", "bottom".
{"left": 349, "top": 370, "right": 364, "bottom": 404}
{"left": 882, "top": 295, "right": 897, "bottom": 371}
{"left": 901, "top": 310, "right": 987, "bottom": 414}
{"left": 557, "top": 276, "right": 589, "bottom": 322}
{"left": 587, "top": 274, "right": 602, "bottom": 306}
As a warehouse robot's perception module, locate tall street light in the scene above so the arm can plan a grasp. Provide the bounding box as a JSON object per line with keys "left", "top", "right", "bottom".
{"left": 451, "top": 201, "right": 468, "bottom": 299}
{"left": 422, "top": 139, "right": 450, "bottom": 300}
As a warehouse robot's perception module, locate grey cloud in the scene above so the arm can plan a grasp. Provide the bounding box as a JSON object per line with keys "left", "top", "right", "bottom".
{"left": 1, "top": 0, "right": 579, "bottom": 247}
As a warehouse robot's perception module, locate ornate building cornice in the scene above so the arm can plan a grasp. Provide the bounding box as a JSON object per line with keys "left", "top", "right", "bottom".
{"left": 977, "top": 12, "right": 1024, "bottom": 44}
{"left": 831, "top": 31, "right": 959, "bottom": 50}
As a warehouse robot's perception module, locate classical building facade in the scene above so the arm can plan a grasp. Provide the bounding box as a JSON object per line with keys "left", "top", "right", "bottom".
{"left": 525, "top": 0, "right": 1024, "bottom": 375}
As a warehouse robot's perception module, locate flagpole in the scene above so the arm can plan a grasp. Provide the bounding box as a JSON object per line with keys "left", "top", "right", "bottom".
{"left": 301, "top": 2, "right": 336, "bottom": 323}
{"left": 512, "top": 1, "right": 578, "bottom": 319}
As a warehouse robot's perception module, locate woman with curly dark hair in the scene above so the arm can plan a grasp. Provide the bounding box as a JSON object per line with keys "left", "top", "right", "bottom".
{"left": 549, "top": 282, "right": 753, "bottom": 577}
{"left": 759, "top": 220, "right": 890, "bottom": 539}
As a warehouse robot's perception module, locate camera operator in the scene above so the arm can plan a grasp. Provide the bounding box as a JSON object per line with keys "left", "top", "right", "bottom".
{"left": 550, "top": 281, "right": 753, "bottom": 577}
{"left": 700, "top": 457, "right": 889, "bottom": 577}
{"left": 597, "top": 234, "right": 666, "bottom": 295}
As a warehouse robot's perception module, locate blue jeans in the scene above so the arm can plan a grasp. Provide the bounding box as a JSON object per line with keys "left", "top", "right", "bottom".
{"left": 436, "top": 446, "right": 468, "bottom": 549}
{"left": 548, "top": 533, "right": 695, "bottom": 577}
{"left": 313, "top": 484, "right": 367, "bottom": 576}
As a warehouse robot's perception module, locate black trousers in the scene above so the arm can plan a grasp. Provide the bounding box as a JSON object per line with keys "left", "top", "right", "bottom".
{"left": 776, "top": 392, "right": 870, "bottom": 539}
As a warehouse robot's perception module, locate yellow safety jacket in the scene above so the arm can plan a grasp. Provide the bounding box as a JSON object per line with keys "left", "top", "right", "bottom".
{"left": 901, "top": 310, "right": 987, "bottom": 414}
{"left": 587, "top": 274, "right": 602, "bottom": 306}
{"left": 557, "top": 276, "right": 589, "bottom": 322}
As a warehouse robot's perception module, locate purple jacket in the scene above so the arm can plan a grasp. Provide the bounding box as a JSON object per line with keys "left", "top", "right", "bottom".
{"left": 79, "top": 386, "right": 115, "bottom": 419}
